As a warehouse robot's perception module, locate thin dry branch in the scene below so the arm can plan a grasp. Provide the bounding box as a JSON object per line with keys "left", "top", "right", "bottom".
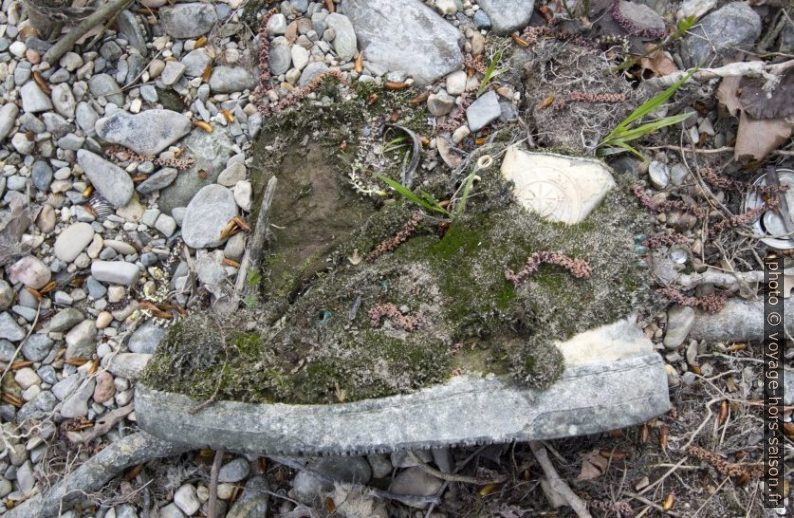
{"left": 646, "top": 59, "right": 794, "bottom": 89}
{"left": 529, "top": 441, "right": 593, "bottom": 518}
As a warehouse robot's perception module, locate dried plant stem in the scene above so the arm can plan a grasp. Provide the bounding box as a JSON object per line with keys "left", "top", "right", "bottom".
{"left": 208, "top": 449, "right": 225, "bottom": 518}
{"left": 529, "top": 441, "right": 592, "bottom": 518}
{"left": 646, "top": 59, "right": 794, "bottom": 89}
{"left": 42, "top": 0, "right": 134, "bottom": 65}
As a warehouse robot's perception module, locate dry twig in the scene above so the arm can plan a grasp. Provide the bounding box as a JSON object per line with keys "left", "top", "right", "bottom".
{"left": 529, "top": 441, "right": 593, "bottom": 518}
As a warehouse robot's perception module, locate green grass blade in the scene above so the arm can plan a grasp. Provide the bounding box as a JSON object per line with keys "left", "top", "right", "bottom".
{"left": 478, "top": 49, "right": 505, "bottom": 97}
{"left": 452, "top": 173, "right": 477, "bottom": 218}
{"left": 611, "top": 112, "right": 694, "bottom": 142}
{"left": 611, "top": 69, "right": 696, "bottom": 133}
{"left": 378, "top": 175, "right": 449, "bottom": 215}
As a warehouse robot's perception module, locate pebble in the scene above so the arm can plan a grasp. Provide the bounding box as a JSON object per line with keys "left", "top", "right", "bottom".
{"left": 427, "top": 90, "right": 455, "bottom": 116}
{"left": 476, "top": 0, "right": 534, "bottom": 34}
{"left": 61, "top": 378, "right": 96, "bottom": 418}
{"left": 161, "top": 61, "right": 186, "bottom": 86}
{"left": 14, "top": 367, "right": 40, "bottom": 390}
{"left": 664, "top": 306, "right": 695, "bottom": 349}
{"left": 95, "top": 109, "right": 192, "bottom": 156}
{"left": 93, "top": 372, "right": 116, "bottom": 403}
{"left": 65, "top": 319, "right": 97, "bottom": 358}
{"left": 20, "top": 81, "right": 53, "bottom": 112}
{"left": 91, "top": 261, "right": 141, "bottom": 286}
{"left": 682, "top": 2, "right": 761, "bottom": 66}
{"left": 343, "top": 0, "right": 464, "bottom": 85}
{"left": 160, "top": 3, "right": 218, "bottom": 38}
{"left": 155, "top": 214, "right": 177, "bottom": 236}
{"left": 217, "top": 162, "right": 246, "bottom": 186}
{"left": 8, "top": 255, "right": 51, "bottom": 289}
{"left": 48, "top": 308, "right": 84, "bottom": 332}
{"left": 269, "top": 37, "right": 292, "bottom": 76}
{"left": 233, "top": 181, "right": 252, "bottom": 212}
{"left": 299, "top": 61, "right": 329, "bottom": 85}
{"left": 0, "top": 281, "right": 12, "bottom": 310}
{"left": 108, "top": 353, "right": 152, "bottom": 379}
{"left": 51, "top": 83, "right": 76, "bottom": 118}
{"left": 77, "top": 150, "right": 134, "bottom": 208}
{"left": 54, "top": 222, "right": 95, "bottom": 262}
{"left": 389, "top": 467, "right": 443, "bottom": 498}
{"left": 218, "top": 458, "right": 250, "bottom": 483}
{"left": 208, "top": 66, "right": 258, "bottom": 93}
{"left": 466, "top": 90, "right": 501, "bottom": 132}
{"left": 16, "top": 461, "right": 35, "bottom": 493}
{"left": 291, "top": 45, "right": 310, "bottom": 71}
{"left": 181, "top": 50, "right": 211, "bottom": 78}
{"left": 88, "top": 73, "right": 125, "bottom": 106}
{"left": 21, "top": 334, "right": 53, "bottom": 362}
{"left": 648, "top": 161, "right": 669, "bottom": 189}
{"left": 0, "top": 103, "right": 19, "bottom": 142}
{"left": 226, "top": 476, "right": 269, "bottom": 518}
{"left": 325, "top": 13, "right": 357, "bottom": 61}
{"left": 445, "top": 70, "right": 467, "bottom": 96}
{"left": 128, "top": 322, "right": 167, "bottom": 354}
{"left": 159, "top": 503, "right": 186, "bottom": 518}
{"left": 174, "top": 484, "right": 201, "bottom": 515}
{"left": 182, "top": 184, "right": 238, "bottom": 249}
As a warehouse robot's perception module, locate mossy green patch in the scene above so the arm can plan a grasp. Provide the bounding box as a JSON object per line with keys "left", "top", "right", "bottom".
{"left": 143, "top": 76, "right": 651, "bottom": 405}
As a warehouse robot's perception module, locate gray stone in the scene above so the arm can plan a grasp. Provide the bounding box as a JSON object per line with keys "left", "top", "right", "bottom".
{"left": 473, "top": 9, "right": 491, "bottom": 29}
{"left": 16, "top": 461, "right": 34, "bottom": 494}
{"left": 325, "top": 13, "right": 357, "bottom": 61}
{"left": 54, "top": 222, "right": 94, "bottom": 262}
{"left": 0, "top": 103, "right": 18, "bottom": 142}
{"left": 208, "top": 66, "right": 258, "bottom": 93}
{"left": 174, "top": 484, "right": 200, "bottom": 515}
{"left": 136, "top": 319, "right": 670, "bottom": 455}
{"left": 61, "top": 378, "right": 95, "bottom": 418}
{"left": 0, "top": 313, "right": 25, "bottom": 341}
{"left": 159, "top": 503, "right": 186, "bottom": 518}
{"left": 160, "top": 61, "right": 186, "bottom": 86}
{"left": 298, "top": 62, "right": 328, "bottom": 86}
{"left": 137, "top": 167, "right": 178, "bottom": 194}
{"left": 109, "top": 353, "right": 152, "bottom": 379}
{"left": 48, "top": 308, "right": 84, "bottom": 332}
{"left": 267, "top": 13, "right": 288, "bottom": 35}
{"left": 292, "top": 457, "right": 371, "bottom": 504}
{"left": 367, "top": 453, "right": 392, "bottom": 478}
{"left": 181, "top": 49, "right": 211, "bottom": 78}
{"left": 65, "top": 320, "right": 97, "bottom": 358}
{"left": 664, "top": 306, "right": 695, "bottom": 349}
{"left": 475, "top": 0, "right": 534, "bottom": 34}
{"left": 155, "top": 214, "right": 177, "bottom": 236}
{"left": 648, "top": 160, "right": 670, "bottom": 189}
{"left": 682, "top": 2, "right": 762, "bottom": 67}
{"left": 218, "top": 458, "right": 250, "bottom": 483}
{"left": 77, "top": 150, "right": 134, "bottom": 207}
{"left": 11, "top": 132, "right": 34, "bottom": 154}
{"left": 91, "top": 261, "right": 141, "bottom": 286}
{"left": 96, "top": 109, "right": 192, "bottom": 156}
{"left": 117, "top": 10, "right": 148, "bottom": 55}
{"left": 269, "top": 38, "right": 291, "bottom": 76}
{"left": 389, "top": 467, "right": 442, "bottom": 498}
{"left": 226, "top": 476, "right": 268, "bottom": 518}
{"left": 88, "top": 74, "right": 124, "bottom": 106}
{"left": 612, "top": 0, "right": 667, "bottom": 39}
{"left": 160, "top": 3, "right": 218, "bottom": 39}
{"left": 75, "top": 102, "right": 99, "bottom": 134}
{"left": 785, "top": 368, "right": 793, "bottom": 406}
{"left": 21, "top": 334, "right": 53, "bottom": 362}
{"left": 158, "top": 127, "right": 235, "bottom": 214}
{"left": 427, "top": 90, "right": 455, "bottom": 116}
{"left": 8, "top": 256, "right": 50, "bottom": 289}
{"left": 50, "top": 83, "right": 76, "bottom": 118}
{"left": 20, "top": 81, "right": 52, "bottom": 113}
{"left": 341, "top": 0, "right": 464, "bottom": 85}
{"left": 182, "top": 184, "right": 238, "bottom": 248}
{"left": 58, "top": 133, "right": 84, "bottom": 150}
{"left": 128, "top": 322, "right": 166, "bottom": 354}
{"left": 466, "top": 90, "right": 501, "bottom": 132}
{"left": 0, "top": 339, "right": 16, "bottom": 361}
{"left": 217, "top": 162, "right": 246, "bottom": 186}
{"left": 140, "top": 84, "right": 158, "bottom": 104}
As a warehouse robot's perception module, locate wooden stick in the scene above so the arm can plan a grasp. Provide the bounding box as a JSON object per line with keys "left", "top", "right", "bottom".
{"left": 42, "top": 0, "right": 134, "bottom": 65}
{"left": 529, "top": 441, "right": 592, "bottom": 518}
{"left": 232, "top": 175, "right": 278, "bottom": 298}
{"left": 208, "top": 449, "right": 225, "bottom": 518}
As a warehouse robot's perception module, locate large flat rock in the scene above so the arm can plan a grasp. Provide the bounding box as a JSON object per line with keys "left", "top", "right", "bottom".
{"left": 96, "top": 109, "right": 191, "bottom": 156}
{"left": 136, "top": 319, "right": 669, "bottom": 455}
{"left": 341, "top": 0, "right": 464, "bottom": 85}
{"left": 501, "top": 147, "right": 616, "bottom": 224}
{"left": 476, "top": 0, "right": 535, "bottom": 34}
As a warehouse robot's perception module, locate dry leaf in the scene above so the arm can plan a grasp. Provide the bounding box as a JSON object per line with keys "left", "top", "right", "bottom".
{"left": 639, "top": 48, "right": 678, "bottom": 78}
{"left": 734, "top": 112, "right": 794, "bottom": 161}
{"left": 436, "top": 137, "right": 463, "bottom": 168}
{"left": 578, "top": 449, "right": 610, "bottom": 480}
{"left": 716, "top": 76, "right": 742, "bottom": 117}
{"left": 739, "top": 70, "right": 794, "bottom": 120}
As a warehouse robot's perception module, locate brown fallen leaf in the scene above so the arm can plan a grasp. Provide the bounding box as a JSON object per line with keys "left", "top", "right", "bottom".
{"left": 578, "top": 449, "right": 610, "bottom": 480}
{"left": 734, "top": 112, "right": 794, "bottom": 161}
{"left": 739, "top": 69, "right": 794, "bottom": 120}
{"left": 716, "top": 76, "right": 742, "bottom": 117}
{"left": 436, "top": 136, "right": 462, "bottom": 168}
{"left": 639, "top": 48, "right": 678, "bottom": 78}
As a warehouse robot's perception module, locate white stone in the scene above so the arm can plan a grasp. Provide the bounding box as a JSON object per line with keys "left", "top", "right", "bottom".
{"left": 445, "top": 70, "right": 467, "bottom": 95}
{"left": 500, "top": 147, "right": 616, "bottom": 224}
{"left": 14, "top": 367, "right": 40, "bottom": 390}
{"left": 436, "top": 0, "right": 458, "bottom": 15}
{"left": 291, "top": 45, "right": 310, "bottom": 71}
{"left": 91, "top": 261, "right": 141, "bottom": 286}
{"left": 174, "top": 484, "right": 201, "bottom": 515}
{"left": 233, "top": 181, "right": 252, "bottom": 212}
{"left": 54, "top": 222, "right": 95, "bottom": 262}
